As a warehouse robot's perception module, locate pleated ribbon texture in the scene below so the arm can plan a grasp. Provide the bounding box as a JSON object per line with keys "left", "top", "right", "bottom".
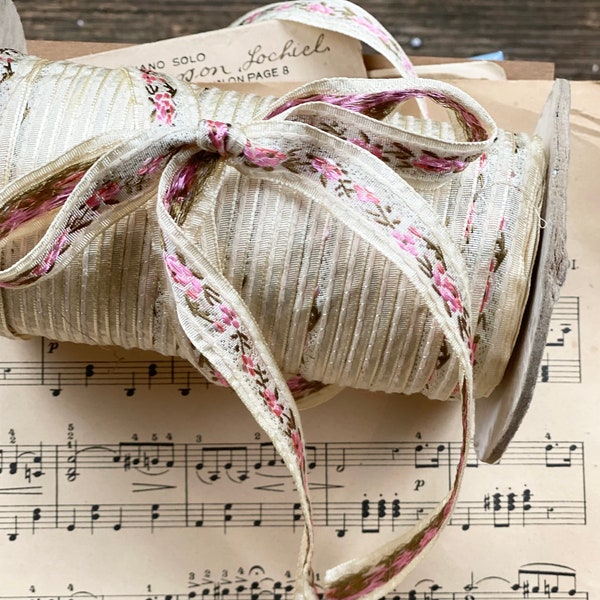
{"left": 0, "top": 1, "right": 547, "bottom": 599}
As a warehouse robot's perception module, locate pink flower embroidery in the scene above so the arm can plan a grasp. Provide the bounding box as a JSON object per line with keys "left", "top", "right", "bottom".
{"left": 465, "top": 200, "right": 476, "bottom": 241}
{"left": 392, "top": 229, "right": 420, "bottom": 256}
{"left": 263, "top": 388, "right": 283, "bottom": 417}
{"left": 164, "top": 254, "right": 203, "bottom": 300}
{"left": 352, "top": 16, "right": 390, "bottom": 42}
{"left": 153, "top": 92, "right": 175, "bottom": 126}
{"left": 307, "top": 2, "right": 334, "bottom": 14}
{"left": 141, "top": 69, "right": 165, "bottom": 85}
{"left": 243, "top": 142, "right": 288, "bottom": 168}
{"left": 33, "top": 231, "right": 69, "bottom": 276}
{"left": 163, "top": 157, "right": 199, "bottom": 210}
{"left": 0, "top": 169, "right": 86, "bottom": 237}
{"left": 413, "top": 153, "right": 466, "bottom": 174}
{"left": 241, "top": 354, "right": 255, "bottom": 377}
{"left": 86, "top": 181, "right": 121, "bottom": 211}
{"left": 219, "top": 304, "right": 240, "bottom": 329}
{"left": 137, "top": 155, "right": 165, "bottom": 177}
{"left": 349, "top": 138, "right": 383, "bottom": 158}
{"left": 432, "top": 262, "right": 463, "bottom": 314}
{"left": 353, "top": 184, "right": 380, "bottom": 204}
{"left": 311, "top": 157, "right": 343, "bottom": 181}
{"left": 213, "top": 370, "right": 230, "bottom": 387}
{"left": 291, "top": 430, "right": 305, "bottom": 471}
{"left": 205, "top": 120, "right": 230, "bottom": 156}
{"left": 287, "top": 375, "right": 306, "bottom": 393}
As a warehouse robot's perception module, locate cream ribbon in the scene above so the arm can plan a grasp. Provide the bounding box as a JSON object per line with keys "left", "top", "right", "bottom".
{"left": 0, "top": 2, "right": 546, "bottom": 599}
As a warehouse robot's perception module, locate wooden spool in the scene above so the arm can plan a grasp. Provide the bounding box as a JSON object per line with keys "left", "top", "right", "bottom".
{"left": 475, "top": 79, "right": 571, "bottom": 463}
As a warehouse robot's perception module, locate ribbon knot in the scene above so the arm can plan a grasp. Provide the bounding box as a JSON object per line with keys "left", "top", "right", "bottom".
{"left": 0, "top": 14, "right": 548, "bottom": 597}
{"left": 200, "top": 119, "right": 247, "bottom": 159}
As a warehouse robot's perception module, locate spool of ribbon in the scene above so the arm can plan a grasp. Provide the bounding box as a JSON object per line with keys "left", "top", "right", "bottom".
{"left": 0, "top": 1, "right": 569, "bottom": 599}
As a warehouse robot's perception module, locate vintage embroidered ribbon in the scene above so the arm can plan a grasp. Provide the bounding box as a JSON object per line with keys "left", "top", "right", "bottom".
{"left": 0, "top": 2, "right": 547, "bottom": 599}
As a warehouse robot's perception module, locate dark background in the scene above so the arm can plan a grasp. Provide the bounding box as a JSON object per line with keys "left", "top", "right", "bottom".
{"left": 13, "top": 0, "right": 600, "bottom": 80}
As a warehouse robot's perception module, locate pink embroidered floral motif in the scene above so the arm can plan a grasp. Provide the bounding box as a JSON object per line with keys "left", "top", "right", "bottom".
{"left": 465, "top": 200, "right": 476, "bottom": 242}
{"left": 205, "top": 120, "right": 230, "bottom": 156}
{"left": 352, "top": 16, "right": 389, "bottom": 42}
{"left": 0, "top": 169, "right": 87, "bottom": 238}
{"left": 163, "top": 156, "right": 200, "bottom": 210}
{"left": 137, "top": 155, "right": 165, "bottom": 177}
{"left": 412, "top": 152, "right": 466, "bottom": 174}
{"left": 213, "top": 370, "right": 230, "bottom": 387}
{"left": 241, "top": 354, "right": 256, "bottom": 377}
{"left": 353, "top": 184, "right": 380, "bottom": 204}
{"left": 287, "top": 375, "right": 307, "bottom": 393}
{"left": 33, "top": 231, "right": 69, "bottom": 276}
{"left": 243, "top": 142, "right": 288, "bottom": 168}
{"left": 349, "top": 138, "right": 383, "bottom": 158}
{"left": 392, "top": 229, "right": 420, "bottom": 256}
{"left": 86, "top": 181, "right": 121, "bottom": 211}
{"left": 311, "top": 157, "right": 343, "bottom": 181}
{"left": 153, "top": 92, "right": 175, "bottom": 126}
{"left": 141, "top": 70, "right": 166, "bottom": 85}
{"left": 164, "top": 254, "right": 203, "bottom": 300}
{"left": 263, "top": 388, "right": 284, "bottom": 417}
{"left": 291, "top": 430, "right": 305, "bottom": 471}
{"left": 432, "top": 262, "right": 463, "bottom": 314}
{"left": 0, "top": 52, "right": 15, "bottom": 83}
{"left": 220, "top": 304, "right": 240, "bottom": 329}
{"left": 307, "top": 2, "right": 334, "bottom": 14}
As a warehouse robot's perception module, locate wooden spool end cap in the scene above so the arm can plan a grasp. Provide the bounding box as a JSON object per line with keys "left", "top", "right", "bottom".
{"left": 474, "top": 79, "right": 571, "bottom": 464}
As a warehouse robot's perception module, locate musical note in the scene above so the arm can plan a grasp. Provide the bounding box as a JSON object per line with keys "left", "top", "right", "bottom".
{"left": 291, "top": 503, "right": 302, "bottom": 531}
{"left": 66, "top": 441, "right": 79, "bottom": 482}
{"left": 84, "top": 363, "right": 95, "bottom": 386}
{"left": 148, "top": 362, "right": 158, "bottom": 388}
{"left": 335, "top": 447, "right": 346, "bottom": 472}
{"left": 360, "top": 495, "right": 389, "bottom": 534}
{"left": 544, "top": 443, "right": 578, "bottom": 467}
{"left": 253, "top": 442, "right": 281, "bottom": 472}
{"left": 517, "top": 563, "right": 577, "bottom": 599}
{"left": 223, "top": 503, "right": 232, "bottom": 532}
{"left": 113, "top": 507, "right": 123, "bottom": 531}
{"left": 50, "top": 370, "right": 62, "bottom": 396}
{"left": 31, "top": 507, "right": 41, "bottom": 533}
{"left": 194, "top": 503, "right": 205, "bottom": 527}
{"left": 179, "top": 372, "right": 191, "bottom": 396}
{"left": 414, "top": 443, "right": 446, "bottom": 468}
{"left": 125, "top": 373, "right": 136, "bottom": 396}
{"left": 150, "top": 504, "right": 160, "bottom": 531}
{"left": 66, "top": 508, "right": 77, "bottom": 531}
{"left": 90, "top": 504, "right": 101, "bottom": 532}
{"left": 196, "top": 446, "right": 249, "bottom": 483}
{"left": 114, "top": 442, "right": 175, "bottom": 474}
{"left": 335, "top": 514, "right": 347, "bottom": 538}
{"left": 253, "top": 504, "right": 263, "bottom": 527}
{"left": 7, "top": 515, "right": 18, "bottom": 541}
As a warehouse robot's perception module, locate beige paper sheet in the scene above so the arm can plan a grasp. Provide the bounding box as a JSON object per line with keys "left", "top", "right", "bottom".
{"left": 0, "top": 79, "right": 595, "bottom": 599}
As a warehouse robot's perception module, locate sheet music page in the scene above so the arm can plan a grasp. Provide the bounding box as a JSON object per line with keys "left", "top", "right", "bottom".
{"left": 0, "top": 80, "right": 596, "bottom": 600}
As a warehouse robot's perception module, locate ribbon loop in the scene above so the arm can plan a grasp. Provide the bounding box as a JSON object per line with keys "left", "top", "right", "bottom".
{"left": 0, "top": 5, "right": 548, "bottom": 597}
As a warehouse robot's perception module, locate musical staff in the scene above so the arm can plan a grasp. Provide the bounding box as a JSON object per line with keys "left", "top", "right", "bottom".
{"left": 538, "top": 296, "right": 581, "bottom": 384}
{"left": 0, "top": 562, "right": 582, "bottom": 600}
{"left": 0, "top": 438, "right": 585, "bottom": 540}
{"left": 0, "top": 297, "right": 581, "bottom": 395}
{"left": 0, "top": 440, "right": 584, "bottom": 479}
